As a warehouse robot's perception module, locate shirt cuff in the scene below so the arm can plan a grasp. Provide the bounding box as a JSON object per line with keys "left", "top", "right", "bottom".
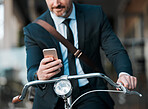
{"left": 119, "top": 72, "right": 130, "bottom": 77}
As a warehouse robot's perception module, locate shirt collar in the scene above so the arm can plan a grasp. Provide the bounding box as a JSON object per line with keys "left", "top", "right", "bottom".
{"left": 50, "top": 3, "right": 76, "bottom": 25}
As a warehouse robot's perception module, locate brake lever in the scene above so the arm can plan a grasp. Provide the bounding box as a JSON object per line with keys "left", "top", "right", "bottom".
{"left": 99, "top": 74, "right": 142, "bottom": 97}
{"left": 117, "top": 83, "right": 142, "bottom": 97}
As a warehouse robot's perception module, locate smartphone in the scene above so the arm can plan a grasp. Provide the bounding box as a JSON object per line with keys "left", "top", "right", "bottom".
{"left": 43, "top": 48, "right": 58, "bottom": 60}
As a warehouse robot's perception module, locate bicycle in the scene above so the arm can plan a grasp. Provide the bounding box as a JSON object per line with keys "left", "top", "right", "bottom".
{"left": 12, "top": 73, "right": 142, "bottom": 109}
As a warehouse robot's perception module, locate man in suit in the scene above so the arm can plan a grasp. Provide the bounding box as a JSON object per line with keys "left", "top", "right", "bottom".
{"left": 24, "top": 0, "right": 137, "bottom": 109}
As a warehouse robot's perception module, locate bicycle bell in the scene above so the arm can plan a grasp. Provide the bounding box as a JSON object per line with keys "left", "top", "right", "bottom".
{"left": 54, "top": 79, "right": 72, "bottom": 99}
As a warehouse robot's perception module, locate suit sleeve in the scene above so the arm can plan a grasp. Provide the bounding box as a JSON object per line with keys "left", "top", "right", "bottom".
{"left": 24, "top": 27, "right": 43, "bottom": 82}
{"left": 99, "top": 7, "right": 133, "bottom": 76}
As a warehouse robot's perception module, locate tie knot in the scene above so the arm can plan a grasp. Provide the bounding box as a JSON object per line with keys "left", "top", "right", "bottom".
{"left": 63, "top": 19, "right": 71, "bottom": 26}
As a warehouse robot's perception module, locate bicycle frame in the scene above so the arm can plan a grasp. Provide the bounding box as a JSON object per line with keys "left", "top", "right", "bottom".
{"left": 12, "top": 73, "right": 142, "bottom": 109}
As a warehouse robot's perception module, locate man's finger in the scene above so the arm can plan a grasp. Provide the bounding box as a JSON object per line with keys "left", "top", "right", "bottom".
{"left": 44, "top": 63, "right": 63, "bottom": 73}
{"left": 44, "top": 59, "right": 62, "bottom": 69}
{"left": 40, "top": 57, "right": 54, "bottom": 65}
{"left": 45, "top": 69, "right": 61, "bottom": 80}
{"left": 117, "top": 76, "right": 129, "bottom": 88}
{"left": 131, "top": 76, "right": 134, "bottom": 89}
{"left": 133, "top": 76, "right": 137, "bottom": 89}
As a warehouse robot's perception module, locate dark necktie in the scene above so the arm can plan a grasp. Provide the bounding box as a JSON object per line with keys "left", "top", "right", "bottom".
{"left": 63, "top": 19, "right": 79, "bottom": 98}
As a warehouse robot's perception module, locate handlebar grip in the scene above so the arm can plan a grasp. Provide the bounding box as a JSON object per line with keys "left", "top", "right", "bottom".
{"left": 12, "top": 95, "right": 22, "bottom": 104}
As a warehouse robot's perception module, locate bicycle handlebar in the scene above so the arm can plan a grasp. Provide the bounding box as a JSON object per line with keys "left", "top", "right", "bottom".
{"left": 12, "top": 73, "right": 142, "bottom": 104}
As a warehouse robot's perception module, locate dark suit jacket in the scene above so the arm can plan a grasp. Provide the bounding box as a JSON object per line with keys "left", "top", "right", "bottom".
{"left": 24, "top": 3, "right": 133, "bottom": 109}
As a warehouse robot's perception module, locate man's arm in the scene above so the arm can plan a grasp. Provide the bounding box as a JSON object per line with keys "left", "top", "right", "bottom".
{"left": 24, "top": 27, "right": 62, "bottom": 81}
{"left": 99, "top": 7, "right": 137, "bottom": 89}
{"left": 24, "top": 27, "right": 42, "bottom": 81}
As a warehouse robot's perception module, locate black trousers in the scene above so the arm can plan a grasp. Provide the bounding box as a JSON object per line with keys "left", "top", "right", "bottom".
{"left": 54, "top": 84, "right": 110, "bottom": 109}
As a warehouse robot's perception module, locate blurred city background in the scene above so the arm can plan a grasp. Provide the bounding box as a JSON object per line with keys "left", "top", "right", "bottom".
{"left": 0, "top": 0, "right": 148, "bottom": 109}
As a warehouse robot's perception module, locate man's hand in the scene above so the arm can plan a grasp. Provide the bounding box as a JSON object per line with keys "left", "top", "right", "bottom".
{"left": 37, "top": 57, "right": 63, "bottom": 80}
{"left": 117, "top": 74, "right": 137, "bottom": 89}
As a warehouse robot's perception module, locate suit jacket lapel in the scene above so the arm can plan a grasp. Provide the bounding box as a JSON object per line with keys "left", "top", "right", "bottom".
{"left": 42, "top": 10, "right": 59, "bottom": 47}
{"left": 75, "top": 4, "right": 85, "bottom": 51}
{"left": 45, "top": 10, "right": 55, "bottom": 28}
{"left": 41, "top": 10, "right": 62, "bottom": 56}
